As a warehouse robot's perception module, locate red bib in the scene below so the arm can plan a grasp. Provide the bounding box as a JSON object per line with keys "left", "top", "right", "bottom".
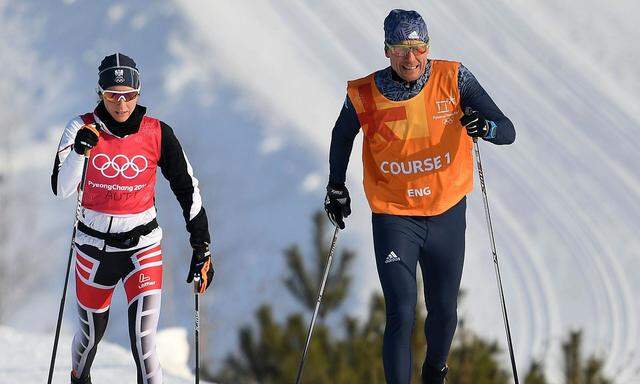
{"left": 80, "top": 113, "right": 161, "bottom": 215}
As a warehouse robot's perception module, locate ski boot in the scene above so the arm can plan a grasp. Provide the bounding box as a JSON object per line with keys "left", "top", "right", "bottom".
{"left": 422, "top": 362, "right": 448, "bottom": 384}
{"left": 70, "top": 371, "right": 92, "bottom": 384}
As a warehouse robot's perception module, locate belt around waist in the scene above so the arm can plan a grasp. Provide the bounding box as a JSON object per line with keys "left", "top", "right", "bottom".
{"left": 77, "top": 218, "right": 159, "bottom": 249}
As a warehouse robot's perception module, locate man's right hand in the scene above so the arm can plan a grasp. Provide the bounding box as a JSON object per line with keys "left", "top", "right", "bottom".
{"left": 324, "top": 183, "right": 351, "bottom": 229}
{"left": 74, "top": 125, "right": 99, "bottom": 155}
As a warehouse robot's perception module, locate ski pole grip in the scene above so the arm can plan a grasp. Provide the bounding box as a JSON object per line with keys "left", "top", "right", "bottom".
{"left": 84, "top": 124, "right": 100, "bottom": 157}
{"left": 463, "top": 107, "right": 479, "bottom": 143}
{"left": 193, "top": 274, "right": 202, "bottom": 293}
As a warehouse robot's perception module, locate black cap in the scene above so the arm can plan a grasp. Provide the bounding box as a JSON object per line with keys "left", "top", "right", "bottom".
{"left": 98, "top": 53, "right": 141, "bottom": 90}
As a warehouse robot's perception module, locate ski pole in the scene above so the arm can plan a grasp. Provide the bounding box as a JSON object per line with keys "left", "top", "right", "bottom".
{"left": 194, "top": 274, "right": 201, "bottom": 384}
{"left": 473, "top": 136, "right": 520, "bottom": 384}
{"left": 47, "top": 126, "right": 97, "bottom": 384}
{"left": 294, "top": 226, "right": 340, "bottom": 384}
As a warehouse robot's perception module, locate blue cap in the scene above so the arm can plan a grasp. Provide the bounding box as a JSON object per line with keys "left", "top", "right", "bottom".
{"left": 384, "top": 9, "right": 429, "bottom": 45}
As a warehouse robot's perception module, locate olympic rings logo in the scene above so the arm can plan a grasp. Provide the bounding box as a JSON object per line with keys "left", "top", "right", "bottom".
{"left": 92, "top": 154, "right": 148, "bottom": 179}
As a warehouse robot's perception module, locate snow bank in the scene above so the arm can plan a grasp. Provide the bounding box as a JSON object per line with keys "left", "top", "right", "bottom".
{"left": 0, "top": 325, "right": 213, "bottom": 383}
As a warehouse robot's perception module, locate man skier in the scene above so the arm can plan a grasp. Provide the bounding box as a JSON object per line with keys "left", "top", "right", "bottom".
{"left": 324, "top": 9, "right": 515, "bottom": 384}
{"left": 51, "top": 53, "right": 214, "bottom": 384}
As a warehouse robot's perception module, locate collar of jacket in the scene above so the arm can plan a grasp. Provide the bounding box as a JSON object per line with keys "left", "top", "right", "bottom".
{"left": 388, "top": 59, "right": 431, "bottom": 89}
{"left": 94, "top": 101, "right": 147, "bottom": 138}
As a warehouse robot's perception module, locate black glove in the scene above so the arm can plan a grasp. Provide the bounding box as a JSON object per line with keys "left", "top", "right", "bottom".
{"left": 324, "top": 183, "right": 351, "bottom": 229}
{"left": 460, "top": 109, "right": 489, "bottom": 138}
{"left": 74, "top": 125, "right": 99, "bottom": 155}
{"left": 186, "top": 244, "right": 214, "bottom": 294}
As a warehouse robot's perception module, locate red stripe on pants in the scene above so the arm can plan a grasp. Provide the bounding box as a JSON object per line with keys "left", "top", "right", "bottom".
{"left": 75, "top": 272, "right": 115, "bottom": 311}
{"left": 124, "top": 265, "right": 163, "bottom": 303}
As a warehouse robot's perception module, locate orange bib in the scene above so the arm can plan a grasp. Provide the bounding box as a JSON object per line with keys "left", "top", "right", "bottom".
{"left": 347, "top": 60, "right": 474, "bottom": 216}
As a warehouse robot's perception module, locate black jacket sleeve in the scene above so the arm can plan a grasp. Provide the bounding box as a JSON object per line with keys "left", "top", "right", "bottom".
{"left": 157, "top": 121, "right": 211, "bottom": 247}
{"left": 51, "top": 154, "right": 61, "bottom": 194}
{"left": 328, "top": 96, "right": 361, "bottom": 186}
{"left": 459, "top": 64, "right": 515, "bottom": 145}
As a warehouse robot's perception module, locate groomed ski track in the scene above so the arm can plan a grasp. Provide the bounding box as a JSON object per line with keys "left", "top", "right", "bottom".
{"left": 0, "top": 1, "right": 638, "bottom": 382}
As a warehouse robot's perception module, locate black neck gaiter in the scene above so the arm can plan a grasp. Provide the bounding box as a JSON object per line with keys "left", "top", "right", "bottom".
{"left": 94, "top": 101, "right": 147, "bottom": 138}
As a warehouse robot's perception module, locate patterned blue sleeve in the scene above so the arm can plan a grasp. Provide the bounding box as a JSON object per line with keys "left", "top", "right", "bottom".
{"left": 328, "top": 95, "right": 361, "bottom": 186}
{"left": 458, "top": 64, "right": 515, "bottom": 145}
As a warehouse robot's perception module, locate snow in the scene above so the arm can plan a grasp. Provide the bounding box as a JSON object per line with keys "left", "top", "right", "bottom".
{"left": 0, "top": 1, "right": 639, "bottom": 383}
{"left": 169, "top": 1, "right": 640, "bottom": 381}
{"left": 0, "top": 325, "right": 212, "bottom": 383}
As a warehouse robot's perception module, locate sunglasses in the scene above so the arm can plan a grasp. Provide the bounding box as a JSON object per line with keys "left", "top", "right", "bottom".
{"left": 385, "top": 42, "right": 429, "bottom": 57}
{"left": 100, "top": 88, "right": 141, "bottom": 102}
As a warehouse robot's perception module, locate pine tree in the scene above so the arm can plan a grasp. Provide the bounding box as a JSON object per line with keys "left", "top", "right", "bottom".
{"left": 282, "top": 211, "right": 354, "bottom": 318}
{"left": 338, "top": 292, "right": 386, "bottom": 383}
{"left": 214, "top": 306, "right": 311, "bottom": 383}
{"left": 214, "top": 210, "right": 565, "bottom": 383}
{"left": 583, "top": 356, "right": 611, "bottom": 384}
{"left": 520, "top": 330, "right": 612, "bottom": 384}
{"left": 446, "top": 316, "right": 510, "bottom": 384}
{"left": 564, "top": 331, "right": 583, "bottom": 384}
{"left": 525, "top": 361, "right": 548, "bottom": 384}
{"left": 562, "top": 330, "right": 611, "bottom": 384}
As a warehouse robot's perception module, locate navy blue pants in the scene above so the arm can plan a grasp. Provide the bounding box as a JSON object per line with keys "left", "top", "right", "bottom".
{"left": 372, "top": 197, "right": 466, "bottom": 384}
